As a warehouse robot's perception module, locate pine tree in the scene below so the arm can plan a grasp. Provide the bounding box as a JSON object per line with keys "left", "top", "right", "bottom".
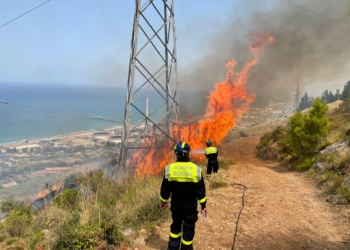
{"left": 321, "top": 89, "right": 329, "bottom": 103}
{"left": 335, "top": 89, "right": 342, "bottom": 101}
{"left": 342, "top": 81, "right": 350, "bottom": 106}
{"left": 286, "top": 98, "right": 329, "bottom": 157}
{"left": 299, "top": 92, "right": 313, "bottom": 110}
{"left": 302, "top": 98, "right": 329, "bottom": 155}
{"left": 328, "top": 91, "right": 335, "bottom": 103}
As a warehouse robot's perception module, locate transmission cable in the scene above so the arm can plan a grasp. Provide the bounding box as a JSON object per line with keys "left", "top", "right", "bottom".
{"left": 279, "top": 0, "right": 350, "bottom": 27}
{"left": 0, "top": 0, "right": 51, "bottom": 30}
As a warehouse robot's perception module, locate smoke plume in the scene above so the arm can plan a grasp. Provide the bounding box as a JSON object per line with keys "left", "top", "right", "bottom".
{"left": 179, "top": 0, "right": 350, "bottom": 115}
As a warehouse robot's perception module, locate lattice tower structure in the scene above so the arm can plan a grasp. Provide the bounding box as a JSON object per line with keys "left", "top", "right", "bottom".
{"left": 119, "top": 0, "right": 180, "bottom": 169}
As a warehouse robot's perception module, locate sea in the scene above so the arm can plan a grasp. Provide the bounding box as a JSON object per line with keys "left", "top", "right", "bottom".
{"left": 0, "top": 83, "right": 160, "bottom": 144}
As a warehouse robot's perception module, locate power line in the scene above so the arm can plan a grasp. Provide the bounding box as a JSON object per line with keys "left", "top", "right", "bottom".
{"left": 279, "top": 0, "right": 350, "bottom": 27}
{"left": 0, "top": 0, "right": 51, "bottom": 30}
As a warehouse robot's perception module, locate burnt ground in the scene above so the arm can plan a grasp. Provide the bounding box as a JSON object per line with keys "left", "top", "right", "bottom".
{"left": 144, "top": 136, "right": 350, "bottom": 250}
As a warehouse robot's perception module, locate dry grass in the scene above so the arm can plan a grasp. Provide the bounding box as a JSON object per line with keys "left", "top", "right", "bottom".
{"left": 0, "top": 170, "right": 167, "bottom": 249}
{"left": 208, "top": 172, "right": 229, "bottom": 190}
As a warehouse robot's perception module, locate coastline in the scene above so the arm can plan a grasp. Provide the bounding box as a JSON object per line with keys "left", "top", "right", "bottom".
{"left": 0, "top": 125, "right": 122, "bottom": 148}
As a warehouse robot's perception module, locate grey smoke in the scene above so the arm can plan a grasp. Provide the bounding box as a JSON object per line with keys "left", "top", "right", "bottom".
{"left": 179, "top": 0, "right": 350, "bottom": 115}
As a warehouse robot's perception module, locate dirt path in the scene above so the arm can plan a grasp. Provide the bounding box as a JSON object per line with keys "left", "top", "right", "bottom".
{"left": 145, "top": 136, "right": 350, "bottom": 250}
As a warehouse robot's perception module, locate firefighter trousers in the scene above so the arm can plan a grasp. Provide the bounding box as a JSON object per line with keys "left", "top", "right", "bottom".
{"left": 207, "top": 159, "right": 219, "bottom": 175}
{"left": 168, "top": 209, "right": 198, "bottom": 250}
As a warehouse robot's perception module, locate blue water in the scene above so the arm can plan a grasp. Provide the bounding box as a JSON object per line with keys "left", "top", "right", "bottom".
{"left": 0, "top": 83, "right": 161, "bottom": 144}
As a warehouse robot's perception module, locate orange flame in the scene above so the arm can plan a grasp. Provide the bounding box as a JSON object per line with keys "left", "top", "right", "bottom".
{"left": 134, "top": 32, "right": 274, "bottom": 176}
{"left": 37, "top": 179, "right": 65, "bottom": 199}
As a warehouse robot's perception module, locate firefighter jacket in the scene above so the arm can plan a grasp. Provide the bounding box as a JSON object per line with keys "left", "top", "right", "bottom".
{"left": 160, "top": 157, "right": 207, "bottom": 211}
{"left": 205, "top": 146, "right": 218, "bottom": 160}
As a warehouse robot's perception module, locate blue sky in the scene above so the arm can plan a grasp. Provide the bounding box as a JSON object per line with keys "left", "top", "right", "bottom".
{"left": 0, "top": 0, "right": 243, "bottom": 86}
{"left": 1, "top": 0, "right": 349, "bottom": 99}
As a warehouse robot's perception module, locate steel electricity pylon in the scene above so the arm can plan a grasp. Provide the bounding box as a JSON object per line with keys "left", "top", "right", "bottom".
{"left": 119, "top": 0, "right": 180, "bottom": 168}
{"left": 294, "top": 83, "right": 301, "bottom": 111}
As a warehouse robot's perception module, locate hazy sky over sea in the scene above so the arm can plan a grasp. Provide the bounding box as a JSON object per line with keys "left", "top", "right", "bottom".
{"left": 1, "top": 0, "right": 350, "bottom": 101}
{"left": 0, "top": 0, "right": 237, "bottom": 85}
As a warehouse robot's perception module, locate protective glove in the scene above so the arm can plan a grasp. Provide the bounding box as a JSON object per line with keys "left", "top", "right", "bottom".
{"left": 160, "top": 202, "right": 168, "bottom": 210}
{"left": 201, "top": 207, "right": 207, "bottom": 221}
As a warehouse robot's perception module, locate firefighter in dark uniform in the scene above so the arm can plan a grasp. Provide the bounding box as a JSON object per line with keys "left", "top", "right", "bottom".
{"left": 160, "top": 141, "right": 207, "bottom": 250}
{"left": 205, "top": 139, "right": 219, "bottom": 175}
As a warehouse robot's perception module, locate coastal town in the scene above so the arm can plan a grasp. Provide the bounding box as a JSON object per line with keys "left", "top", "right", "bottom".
{"left": 0, "top": 126, "right": 128, "bottom": 200}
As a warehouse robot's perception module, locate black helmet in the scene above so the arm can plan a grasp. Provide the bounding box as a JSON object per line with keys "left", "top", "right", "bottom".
{"left": 206, "top": 140, "right": 212, "bottom": 147}
{"left": 174, "top": 141, "right": 191, "bottom": 159}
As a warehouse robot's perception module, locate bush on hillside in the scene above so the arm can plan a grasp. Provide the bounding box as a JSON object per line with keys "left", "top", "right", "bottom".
{"left": 296, "top": 158, "right": 315, "bottom": 172}
{"left": 256, "top": 126, "right": 286, "bottom": 150}
{"left": 53, "top": 188, "right": 80, "bottom": 209}
{"left": 218, "top": 158, "right": 234, "bottom": 171}
{"left": 0, "top": 170, "right": 166, "bottom": 248}
{"left": 208, "top": 173, "right": 229, "bottom": 189}
{"left": 284, "top": 98, "right": 329, "bottom": 158}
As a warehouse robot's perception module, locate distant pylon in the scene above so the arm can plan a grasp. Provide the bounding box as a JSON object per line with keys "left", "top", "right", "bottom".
{"left": 119, "top": 0, "right": 180, "bottom": 169}
{"left": 294, "top": 83, "right": 301, "bottom": 110}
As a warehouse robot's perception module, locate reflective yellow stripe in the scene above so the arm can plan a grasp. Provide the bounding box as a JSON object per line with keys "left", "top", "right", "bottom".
{"left": 181, "top": 142, "right": 185, "bottom": 148}
{"left": 167, "top": 162, "right": 200, "bottom": 183}
{"left": 165, "top": 165, "right": 170, "bottom": 179}
{"left": 181, "top": 238, "right": 193, "bottom": 245}
{"left": 160, "top": 195, "right": 167, "bottom": 203}
{"left": 198, "top": 196, "right": 207, "bottom": 203}
{"left": 197, "top": 166, "right": 202, "bottom": 181}
{"left": 170, "top": 232, "right": 182, "bottom": 238}
{"left": 205, "top": 146, "right": 217, "bottom": 154}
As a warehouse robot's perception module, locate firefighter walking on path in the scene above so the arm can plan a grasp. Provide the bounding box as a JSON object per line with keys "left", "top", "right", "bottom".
{"left": 160, "top": 141, "right": 207, "bottom": 250}
{"left": 205, "top": 139, "right": 219, "bottom": 176}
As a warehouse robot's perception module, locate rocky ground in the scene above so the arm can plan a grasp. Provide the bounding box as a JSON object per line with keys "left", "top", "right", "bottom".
{"left": 142, "top": 136, "right": 350, "bottom": 250}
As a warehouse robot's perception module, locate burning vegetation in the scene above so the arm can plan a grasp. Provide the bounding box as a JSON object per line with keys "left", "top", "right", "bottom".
{"left": 134, "top": 33, "right": 274, "bottom": 176}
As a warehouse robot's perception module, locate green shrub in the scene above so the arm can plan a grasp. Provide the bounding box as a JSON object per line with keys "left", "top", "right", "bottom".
{"left": 0, "top": 200, "right": 19, "bottom": 214}
{"left": 53, "top": 188, "right": 79, "bottom": 209}
{"left": 336, "top": 186, "right": 350, "bottom": 203}
{"left": 296, "top": 158, "right": 315, "bottom": 171}
{"left": 4, "top": 211, "right": 31, "bottom": 237}
{"left": 272, "top": 126, "right": 286, "bottom": 141}
{"left": 256, "top": 137, "right": 270, "bottom": 150}
{"left": 319, "top": 141, "right": 331, "bottom": 151}
{"left": 28, "top": 229, "right": 45, "bottom": 249}
{"left": 337, "top": 154, "right": 350, "bottom": 172}
{"left": 284, "top": 99, "right": 329, "bottom": 158}
{"left": 56, "top": 223, "right": 103, "bottom": 249}
{"left": 0, "top": 200, "right": 31, "bottom": 217}
{"left": 103, "top": 224, "right": 124, "bottom": 245}
{"left": 317, "top": 171, "right": 344, "bottom": 194}
{"left": 136, "top": 193, "right": 166, "bottom": 228}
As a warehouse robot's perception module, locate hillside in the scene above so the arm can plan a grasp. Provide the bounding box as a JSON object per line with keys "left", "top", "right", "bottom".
{"left": 145, "top": 136, "right": 350, "bottom": 249}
